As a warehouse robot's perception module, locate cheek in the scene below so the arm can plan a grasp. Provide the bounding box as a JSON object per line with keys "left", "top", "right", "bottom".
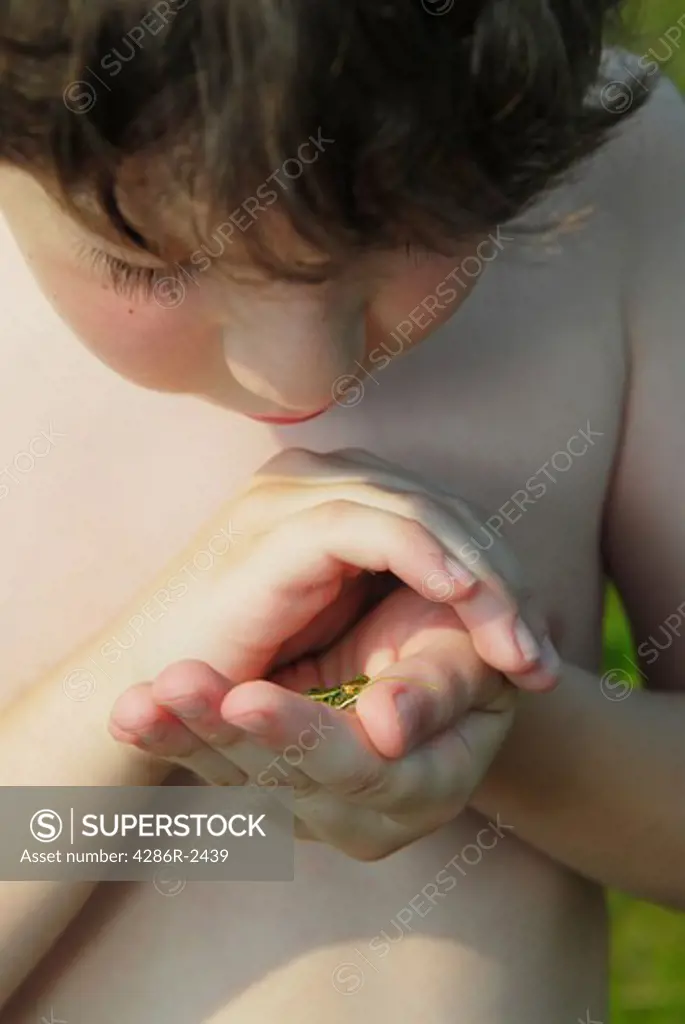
{"left": 35, "top": 258, "right": 216, "bottom": 391}
{"left": 366, "top": 253, "right": 478, "bottom": 353}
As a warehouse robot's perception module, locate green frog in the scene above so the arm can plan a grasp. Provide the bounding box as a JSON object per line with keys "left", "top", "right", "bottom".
{"left": 305, "top": 673, "right": 372, "bottom": 710}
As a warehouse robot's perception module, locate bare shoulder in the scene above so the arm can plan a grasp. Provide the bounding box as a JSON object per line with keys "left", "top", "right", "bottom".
{"left": 499, "top": 58, "right": 685, "bottom": 297}
{"left": 593, "top": 60, "right": 685, "bottom": 262}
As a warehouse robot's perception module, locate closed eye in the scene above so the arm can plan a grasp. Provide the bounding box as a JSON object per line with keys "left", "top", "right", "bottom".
{"left": 77, "top": 244, "right": 198, "bottom": 302}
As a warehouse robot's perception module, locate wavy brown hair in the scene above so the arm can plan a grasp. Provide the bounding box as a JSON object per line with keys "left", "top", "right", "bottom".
{"left": 0, "top": 0, "right": 650, "bottom": 279}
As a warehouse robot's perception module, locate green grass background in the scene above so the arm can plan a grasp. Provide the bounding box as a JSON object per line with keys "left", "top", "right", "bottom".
{"left": 605, "top": 588, "right": 685, "bottom": 1023}
{"left": 606, "top": 7, "right": 685, "bottom": 1019}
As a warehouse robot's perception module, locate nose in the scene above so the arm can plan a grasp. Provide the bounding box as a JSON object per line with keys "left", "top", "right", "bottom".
{"left": 220, "top": 286, "right": 366, "bottom": 410}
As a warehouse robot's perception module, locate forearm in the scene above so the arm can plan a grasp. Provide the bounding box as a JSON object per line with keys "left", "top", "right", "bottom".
{"left": 0, "top": 631, "right": 172, "bottom": 1005}
{"left": 0, "top": 506, "right": 245, "bottom": 1003}
{"left": 472, "top": 662, "right": 685, "bottom": 908}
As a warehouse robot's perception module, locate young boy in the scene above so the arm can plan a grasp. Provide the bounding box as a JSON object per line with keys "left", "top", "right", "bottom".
{"left": 1, "top": 2, "right": 684, "bottom": 1022}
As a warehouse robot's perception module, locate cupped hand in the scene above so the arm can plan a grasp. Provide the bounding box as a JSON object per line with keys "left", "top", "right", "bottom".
{"left": 109, "top": 446, "right": 557, "bottom": 859}
{"left": 110, "top": 587, "right": 517, "bottom": 861}
{"left": 130, "top": 447, "right": 559, "bottom": 691}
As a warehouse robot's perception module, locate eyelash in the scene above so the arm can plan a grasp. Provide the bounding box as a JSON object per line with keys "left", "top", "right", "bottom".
{"left": 85, "top": 248, "right": 195, "bottom": 301}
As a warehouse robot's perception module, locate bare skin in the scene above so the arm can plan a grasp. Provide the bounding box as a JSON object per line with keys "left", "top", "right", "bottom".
{"left": 1, "top": 77, "right": 685, "bottom": 1024}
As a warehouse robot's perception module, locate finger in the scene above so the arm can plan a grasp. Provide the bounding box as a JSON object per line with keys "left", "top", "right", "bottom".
{"left": 333, "top": 449, "right": 562, "bottom": 685}
{"left": 210, "top": 500, "right": 461, "bottom": 680}
{"left": 219, "top": 676, "right": 469, "bottom": 821}
{"left": 384, "top": 716, "right": 513, "bottom": 827}
{"left": 354, "top": 647, "right": 508, "bottom": 760}
{"left": 109, "top": 681, "right": 247, "bottom": 786}
{"left": 451, "top": 584, "right": 560, "bottom": 690}
{"left": 306, "top": 586, "right": 515, "bottom": 758}
{"left": 239, "top": 500, "right": 558, "bottom": 691}
{"left": 151, "top": 660, "right": 243, "bottom": 747}
{"left": 264, "top": 446, "right": 527, "bottom": 608}
{"left": 151, "top": 663, "right": 322, "bottom": 794}
{"left": 332, "top": 448, "right": 530, "bottom": 603}
{"left": 232, "top": 448, "right": 556, "bottom": 688}
{"left": 340, "top": 673, "right": 515, "bottom": 823}
{"left": 227, "top": 735, "right": 321, "bottom": 796}
{"left": 219, "top": 679, "right": 389, "bottom": 797}
{"left": 223, "top": 679, "right": 468, "bottom": 822}
{"left": 217, "top": 673, "right": 509, "bottom": 829}
{"left": 251, "top": 450, "right": 491, "bottom": 597}
{"left": 270, "top": 572, "right": 375, "bottom": 670}
{"left": 109, "top": 682, "right": 197, "bottom": 754}
{"left": 195, "top": 719, "right": 394, "bottom": 860}
{"left": 252, "top": 451, "right": 557, "bottom": 684}
{"left": 422, "top": 546, "right": 559, "bottom": 688}
{"left": 393, "top": 688, "right": 517, "bottom": 830}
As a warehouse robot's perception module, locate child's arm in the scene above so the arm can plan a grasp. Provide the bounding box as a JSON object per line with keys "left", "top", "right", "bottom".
{"left": 472, "top": 666, "right": 685, "bottom": 907}
{"left": 0, "top": 644, "right": 170, "bottom": 1008}
{"left": 473, "top": 76, "right": 685, "bottom": 909}
{"left": 0, "top": 444, "right": 557, "bottom": 1004}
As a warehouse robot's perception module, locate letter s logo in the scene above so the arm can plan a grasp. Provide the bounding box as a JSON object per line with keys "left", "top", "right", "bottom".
{"left": 30, "top": 809, "right": 63, "bottom": 843}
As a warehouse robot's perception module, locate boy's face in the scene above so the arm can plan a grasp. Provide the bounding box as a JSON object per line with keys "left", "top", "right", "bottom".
{"left": 0, "top": 166, "right": 481, "bottom": 422}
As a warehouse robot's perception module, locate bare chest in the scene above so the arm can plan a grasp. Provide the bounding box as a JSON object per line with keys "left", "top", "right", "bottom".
{"left": 1, "top": 199, "right": 622, "bottom": 1023}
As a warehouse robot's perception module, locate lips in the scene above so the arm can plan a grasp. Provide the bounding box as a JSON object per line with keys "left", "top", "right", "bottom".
{"left": 246, "top": 406, "right": 330, "bottom": 425}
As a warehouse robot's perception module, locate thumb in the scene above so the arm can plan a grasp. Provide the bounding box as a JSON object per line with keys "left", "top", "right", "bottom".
{"left": 355, "top": 641, "right": 514, "bottom": 760}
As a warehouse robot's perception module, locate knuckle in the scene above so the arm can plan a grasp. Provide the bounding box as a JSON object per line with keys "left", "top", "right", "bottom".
{"left": 260, "top": 447, "right": 322, "bottom": 477}
{"left": 290, "top": 776, "right": 321, "bottom": 801}
{"left": 152, "top": 662, "right": 221, "bottom": 708}
{"left": 333, "top": 764, "right": 389, "bottom": 803}
{"left": 238, "top": 477, "right": 274, "bottom": 504}
{"left": 343, "top": 841, "right": 395, "bottom": 863}
{"left": 213, "top": 766, "right": 248, "bottom": 786}
{"left": 334, "top": 446, "right": 374, "bottom": 460}
{"left": 332, "top": 446, "right": 384, "bottom": 470}
{"left": 294, "top": 498, "right": 358, "bottom": 532}
{"left": 376, "top": 490, "right": 442, "bottom": 534}
{"left": 405, "top": 490, "right": 439, "bottom": 523}
{"left": 154, "top": 659, "right": 209, "bottom": 690}
{"left": 109, "top": 682, "right": 153, "bottom": 726}
{"left": 365, "top": 490, "right": 439, "bottom": 527}
{"left": 390, "top": 509, "right": 437, "bottom": 552}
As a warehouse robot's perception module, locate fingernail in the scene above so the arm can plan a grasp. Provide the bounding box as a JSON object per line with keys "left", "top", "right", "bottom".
{"left": 539, "top": 636, "right": 561, "bottom": 675}
{"left": 394, "top": 692, "right": 418, "bottom": 737}
{"left": 444, "top": 556, "right": 477, "bottom": 590}
{"left": 513, "top": 618, "right": 542, "bottom": 664}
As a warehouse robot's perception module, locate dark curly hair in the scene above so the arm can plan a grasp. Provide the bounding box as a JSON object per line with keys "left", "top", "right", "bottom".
{"left": 0, "top": 0, "right": 650, "bottom": 280}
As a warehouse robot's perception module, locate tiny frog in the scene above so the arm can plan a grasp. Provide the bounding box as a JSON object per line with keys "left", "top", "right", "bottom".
{"left": 305, "top": 674, "right": 372, "bottom": 710}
